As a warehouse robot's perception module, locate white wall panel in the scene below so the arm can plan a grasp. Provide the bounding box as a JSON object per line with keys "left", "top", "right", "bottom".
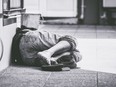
{"left": 41, "top": 0, "right": 77, "bottom": 17}
{"left": 0, "top": 0, "right": 2, "bottom": 13}
{"left": 103, "top": 0, "right": 116, "bottom": 7}
{"left": 47, "top": 0, "right": 74, "bottom": 11}
{"left": 0, "top": 22, "right": 16, "bottom": 71}
{"left": 24, "top": 0, "right": 40, "bottom": 13}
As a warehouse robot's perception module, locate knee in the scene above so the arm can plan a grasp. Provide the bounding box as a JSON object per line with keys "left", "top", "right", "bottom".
{"left": 72, "top": 51, "right": 82, "bottom": 62}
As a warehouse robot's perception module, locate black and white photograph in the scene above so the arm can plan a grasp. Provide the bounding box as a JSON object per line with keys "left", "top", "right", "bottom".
{"left": 0, "top": 0, "right": 116, "bottom": 87}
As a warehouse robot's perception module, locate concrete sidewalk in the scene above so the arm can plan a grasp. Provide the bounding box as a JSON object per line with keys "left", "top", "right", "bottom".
{"left": 0, "top": 66, "right": 116, "bottom": 87}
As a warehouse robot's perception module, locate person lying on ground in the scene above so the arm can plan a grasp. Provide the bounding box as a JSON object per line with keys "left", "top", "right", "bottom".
{"left": 12, "top": 25, "right": 82, "bottom": 69}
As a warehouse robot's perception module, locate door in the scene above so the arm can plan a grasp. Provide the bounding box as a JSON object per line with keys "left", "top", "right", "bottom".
{"left": 40, "top": 0, "right": 77, "bottom": 17}
{"left": 84, "top": 0, "right": 99, "bottom": 24}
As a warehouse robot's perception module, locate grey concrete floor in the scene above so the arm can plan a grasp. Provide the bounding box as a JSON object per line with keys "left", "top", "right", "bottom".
{"left": 0, "top": 66, "right": 116, "bottom": 87}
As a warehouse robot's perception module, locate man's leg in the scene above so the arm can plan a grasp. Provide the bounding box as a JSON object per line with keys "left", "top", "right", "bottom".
{"left": 37, "top": 40, "right": 71, "bottom": 65}
{"left": 54, "top": 51, "right": 82, "bottom": 68}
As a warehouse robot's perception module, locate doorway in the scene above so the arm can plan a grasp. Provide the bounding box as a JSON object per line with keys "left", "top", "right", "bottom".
{"left": 84, "top": 0, "right": 99, "bottom": 24}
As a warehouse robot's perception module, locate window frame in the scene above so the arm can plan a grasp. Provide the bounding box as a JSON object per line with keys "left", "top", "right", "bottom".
{"left": 3, "top": 0, "right": 25, "bottom": 26}
{"left": 3, "top": 0, "right": 25, "bottom": 17}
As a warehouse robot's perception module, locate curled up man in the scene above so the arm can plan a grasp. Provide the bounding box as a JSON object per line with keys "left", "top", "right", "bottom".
{"left": 12, "top": 26, "right": 82, "bottom": 70}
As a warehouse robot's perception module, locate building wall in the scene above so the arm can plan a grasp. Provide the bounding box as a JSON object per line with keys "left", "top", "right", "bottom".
{"left": 0, "top": 20, "right": 16, "bottom": 71}
{"left": 0, "top": 0, "right": 17, "bottom": 71}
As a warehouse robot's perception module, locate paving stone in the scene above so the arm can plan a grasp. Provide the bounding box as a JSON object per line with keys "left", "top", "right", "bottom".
{"left": 44, "top": 69, "right": 97, "bottom": 87}
{"left": 0, "top": 66, "right": 51, "bottom": 87}
{"left": 98, "top": 72, "right": 116, "bottom": 87}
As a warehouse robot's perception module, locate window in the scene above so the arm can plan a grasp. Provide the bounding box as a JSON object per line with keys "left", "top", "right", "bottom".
{"left": 3, "top": 0, "right": 23, "bottom": 11}
{"left": 3, "top": 0, "right": 25, "bottom": 26}
{"left": 3, "top": 0, "right": 25, "bottom": 18}
{"left": 10, "top": 0, "right": 22, "bottom": 9}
